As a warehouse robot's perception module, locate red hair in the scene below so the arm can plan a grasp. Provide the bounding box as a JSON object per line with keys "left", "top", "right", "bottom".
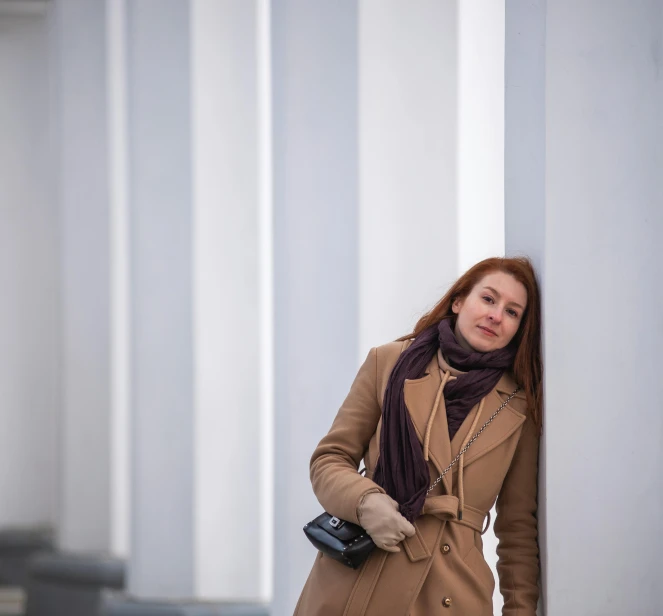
{"left": 399, "top": 257, "right": 543, "bottom": 434}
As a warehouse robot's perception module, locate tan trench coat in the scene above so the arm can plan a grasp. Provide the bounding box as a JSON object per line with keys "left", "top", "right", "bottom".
{"left": 295, "top": 340, "right": 540, "bottom": 616}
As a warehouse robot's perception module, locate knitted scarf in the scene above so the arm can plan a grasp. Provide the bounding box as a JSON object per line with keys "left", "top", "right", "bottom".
{"left": 373, "top": 318, "right": 517, "bottom": 522}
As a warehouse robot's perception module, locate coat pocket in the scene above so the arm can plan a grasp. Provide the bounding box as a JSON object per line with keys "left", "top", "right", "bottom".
{"left": 463, "top": 545, "right": 496, "bottom": 598}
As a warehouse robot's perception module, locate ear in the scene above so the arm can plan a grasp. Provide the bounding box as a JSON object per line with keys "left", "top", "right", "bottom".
{"left": 451, "top": 298, "right": 462, "bottom": 314}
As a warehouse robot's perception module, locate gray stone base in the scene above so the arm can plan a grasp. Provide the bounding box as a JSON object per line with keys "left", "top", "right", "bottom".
{"left": 25, "top": 553, "right": 125, "bottom": 616}
{"left": 103, "top": 595, "right": 269, "bottom": 616}
{"left": 0, "top": 527, "right": 54, "bottom": 586}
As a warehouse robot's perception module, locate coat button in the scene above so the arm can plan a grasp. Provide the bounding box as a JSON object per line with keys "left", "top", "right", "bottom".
{"left": 442, "top": 596, "right": 452, "bottom": 608}
{"left": 441, "top": 543, "right": 451, "bottom": 554}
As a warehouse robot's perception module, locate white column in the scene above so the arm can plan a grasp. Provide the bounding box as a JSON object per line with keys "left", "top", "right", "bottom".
{"left": 271, "top": 2, "right": 358, "bottom": 615}
{"left": 457, "top": 0, "right": 505, "bottom": 273}
{"left": 504, "top": 1, "right": 545, "bottom": 270}
{"left": 506, "top": 1, "right": 663, "bottom": 614}
{"left": 126, "top": 0, "right": 265, "bottom": 600}
{"left": 107, "top": 0, "right": 131, "bottom": 559}
{"left": 49, "top": 0, "right": 131, "bottom": 560}
{"left": 0, "top": 3, "right": 58, "bottom": 530}
{"left": 52, "top": 0, "right": 127, "bottom": 555}
{"left": 126, "top": 1, "right": 194, "bottom": 594}
{"left": 190, "top": 0, "right": 266, "bottom": 601}
{"left": 358, "top": 0, "right": 459, "bottom": 355}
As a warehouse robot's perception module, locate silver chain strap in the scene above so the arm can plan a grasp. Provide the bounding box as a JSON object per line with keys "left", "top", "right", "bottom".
{"left": 426, "top": 388, "right": 520, "bottom": 495}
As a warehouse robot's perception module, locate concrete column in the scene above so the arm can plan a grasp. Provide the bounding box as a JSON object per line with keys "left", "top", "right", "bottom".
{"left": 506, "top": 1, "right": 663, "bottom": 613}
{"left": 271, "top": 2, "right": 358, "bottom": 614}
{"left": 126, "top": 0, "right": 265, "bottom": 601}
{"left": 190, "top": 0, "right": 266, "bottom": 601}
{"left": 504, "top": 1, "right": 545, "bottom": 270}
{"left": 0, "top": 2, "right": 58, "bottom": 530}
{"left": 125, "top": 0, "right": 193, "bottom": 593}
{"left": 457, "top": 0, "right": 505, "bottom": 273}
{"left": 359, "top": 0, "right": 459, "bottom": 355}
{"left": 51, "top": 0, "right": 130, "bottom": 555}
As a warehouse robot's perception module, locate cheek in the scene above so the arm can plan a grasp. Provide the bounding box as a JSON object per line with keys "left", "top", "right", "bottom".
{"left": 462, "top": 302, "right": 483, "bottom": 321}
{"left": 455, "top": 312, "right": 473, "bottom": 338}
{"left": 461, "top": 309, "right": 479, "bottom": 331}
{"left": 505, "top": 321, "right": 521, "bottom": 340}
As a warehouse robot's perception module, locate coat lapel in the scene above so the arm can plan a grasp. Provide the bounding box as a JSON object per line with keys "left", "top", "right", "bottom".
{"left": 403, "top": 355, "right": 526, "bottom": 495}
{"left": 448, "top": 373, "right": 526, "bottom": 478}
{"left": 403, "top": 357, "right": 453, "bottom": 494}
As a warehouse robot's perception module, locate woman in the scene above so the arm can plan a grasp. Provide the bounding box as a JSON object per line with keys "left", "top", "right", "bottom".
{"left": 295, "top": 257, "right": 542, "bottom": 616}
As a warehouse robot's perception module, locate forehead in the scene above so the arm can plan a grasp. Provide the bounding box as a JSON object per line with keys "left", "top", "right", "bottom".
{"left": 474, "top": 272, "right": 528, "bottom": 306}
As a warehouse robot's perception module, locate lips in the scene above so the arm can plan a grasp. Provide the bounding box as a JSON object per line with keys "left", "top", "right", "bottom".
{"left": 478, "top": 326, "right": 497, "bottom": 337}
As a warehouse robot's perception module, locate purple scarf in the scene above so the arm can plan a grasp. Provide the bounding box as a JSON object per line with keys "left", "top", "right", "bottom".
{"left": 373, "top": 318, "right": 516, "bottom": 522}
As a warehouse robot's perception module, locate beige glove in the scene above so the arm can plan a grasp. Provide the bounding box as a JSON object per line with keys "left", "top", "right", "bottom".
{"left": 358, "top": 492, "right": 416, "bottom": 553}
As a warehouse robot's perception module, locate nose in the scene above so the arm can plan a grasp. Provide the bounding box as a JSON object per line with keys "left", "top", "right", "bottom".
{"left": 488, "top": 308, "right": 502, "bottom": 324}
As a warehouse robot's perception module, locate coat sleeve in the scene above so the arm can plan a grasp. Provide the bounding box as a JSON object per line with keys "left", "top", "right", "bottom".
{"left": 493, "top": 411, "right": 541, "bottom": 616}
{"left": 309, "top": 347, "right": 387, "bottom": 524}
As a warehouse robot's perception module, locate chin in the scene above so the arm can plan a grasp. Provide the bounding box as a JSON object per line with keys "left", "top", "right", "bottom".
{"left": 470, "top": 338, "right": 496, "bottom": 353}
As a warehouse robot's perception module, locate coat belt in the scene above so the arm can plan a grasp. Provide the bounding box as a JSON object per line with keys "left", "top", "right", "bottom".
{"left": 402, "top": 495, "right": 488, "bottom": 563}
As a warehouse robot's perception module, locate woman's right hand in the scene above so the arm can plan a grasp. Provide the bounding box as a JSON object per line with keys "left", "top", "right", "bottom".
{"left": 358, "top": 493, "right": 416, "bottom": 553}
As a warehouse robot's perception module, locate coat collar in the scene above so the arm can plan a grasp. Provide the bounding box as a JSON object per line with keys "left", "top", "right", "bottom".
{"left": 403, "top": 351, "right": 525, "bottom": 494}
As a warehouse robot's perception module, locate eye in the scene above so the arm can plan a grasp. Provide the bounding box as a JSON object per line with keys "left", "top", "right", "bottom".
{"left": 482, "top": 295, "right": 494, "bottom": 304}
{"left": 507, "top": 309, "right": 519, "bottom": 318}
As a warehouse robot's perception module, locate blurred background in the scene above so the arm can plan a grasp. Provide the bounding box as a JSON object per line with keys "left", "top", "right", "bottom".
{"left": 0, "top": 1, "right": 661, "bottom": 616}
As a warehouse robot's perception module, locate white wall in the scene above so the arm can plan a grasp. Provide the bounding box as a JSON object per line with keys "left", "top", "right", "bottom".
{"left": 0, "top": 12, "right": 59, "bottom": 529}
{"left": 507, "top": 1, "right": 663, "bottom": 614}
{"left": 545, "top": 2, "right": 663, "bottom": 612}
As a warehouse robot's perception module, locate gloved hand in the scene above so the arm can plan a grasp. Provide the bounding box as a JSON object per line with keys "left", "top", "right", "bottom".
{"left": 358, "top": 492, "right": 416, "bottom": 553}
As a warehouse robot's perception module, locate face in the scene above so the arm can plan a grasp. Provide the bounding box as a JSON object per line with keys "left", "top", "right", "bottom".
{"left": 451, "top": 271, "right": 528, "bottom": 353}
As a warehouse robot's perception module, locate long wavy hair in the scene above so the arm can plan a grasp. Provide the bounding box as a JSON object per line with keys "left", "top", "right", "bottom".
{"left": 399, "top": 256, "right": 543, "bottom": 434}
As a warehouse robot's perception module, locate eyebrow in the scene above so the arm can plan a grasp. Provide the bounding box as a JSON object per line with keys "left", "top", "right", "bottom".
{"left": 483, "top": 286, "right": 525, "bottom": 311}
